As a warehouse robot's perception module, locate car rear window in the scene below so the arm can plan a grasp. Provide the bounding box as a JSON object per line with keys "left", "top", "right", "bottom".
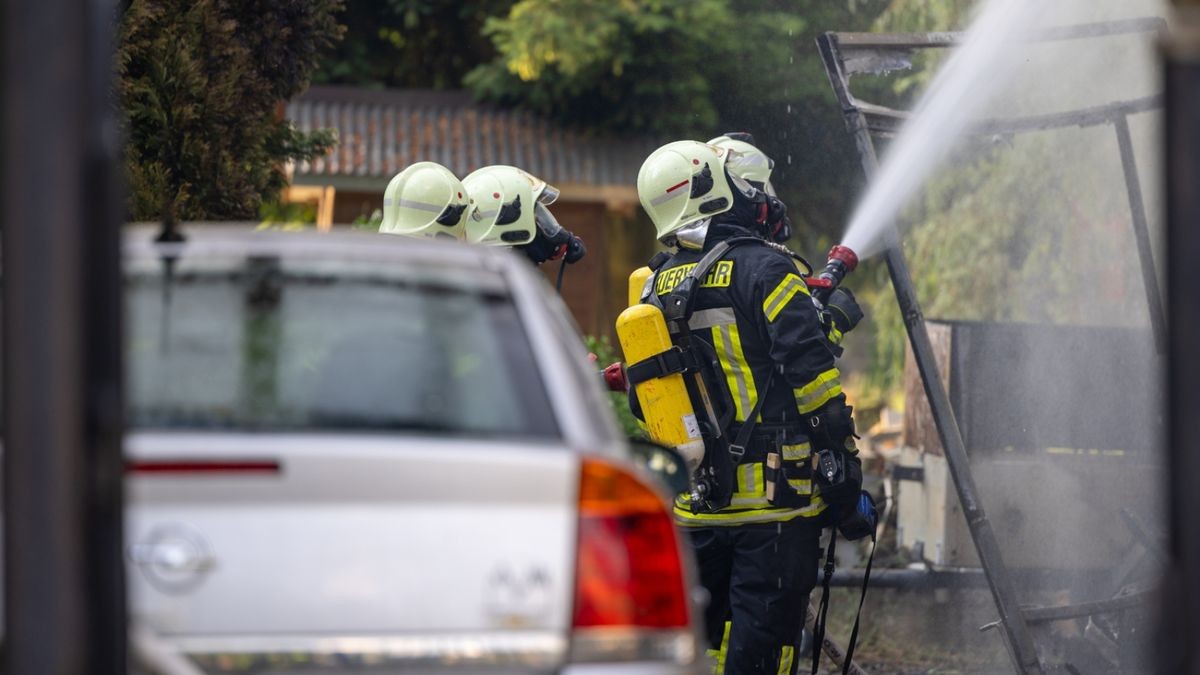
{"left": 126, "top": 252, "right": 559, "bottom": 439}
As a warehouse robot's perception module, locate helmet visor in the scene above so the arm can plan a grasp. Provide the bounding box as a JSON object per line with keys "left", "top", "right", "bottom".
{"left": 725, "top": 148, "right": 773, "bottom": 177}
{"left": 727, "top": 170, "right": 758, "bottom": 200}
{"left": 533, "top": 202, "right": 564, "bottom": 238}
{"left": 537, "top": 184, "right": 560, "bottom": 206}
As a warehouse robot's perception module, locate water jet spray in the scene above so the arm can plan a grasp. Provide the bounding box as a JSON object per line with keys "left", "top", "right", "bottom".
{"left": 816, "top": 8, "right": 1169, "bottom": 673}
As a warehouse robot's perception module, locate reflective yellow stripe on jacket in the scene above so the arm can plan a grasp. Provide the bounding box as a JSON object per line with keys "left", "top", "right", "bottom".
{"left": 762, "top": 273, "right": 810, "bottom": 322}
{"left": 794, "top": 367, "right": 842, "bottom": 414}
{"left": 673, "top": 455, "right": 826, "bottom": 526}
{"left": 711, "top": 322, "right": 758, "bottom": 422}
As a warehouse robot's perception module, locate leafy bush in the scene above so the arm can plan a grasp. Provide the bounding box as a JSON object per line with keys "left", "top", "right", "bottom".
{"left": 584, "top": 335, "right": 645, "bottom": 439}
{"left": 118, "top": 0, "right": 344, "bottom": 228}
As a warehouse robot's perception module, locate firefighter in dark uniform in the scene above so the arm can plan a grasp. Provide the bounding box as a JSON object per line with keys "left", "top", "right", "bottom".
{"left": 633, "top": 140, "right": 863, "bottom": 674}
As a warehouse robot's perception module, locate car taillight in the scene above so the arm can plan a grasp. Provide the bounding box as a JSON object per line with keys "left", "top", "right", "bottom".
{"left": 570, "top": 457, "right": 695, "bottom": 664}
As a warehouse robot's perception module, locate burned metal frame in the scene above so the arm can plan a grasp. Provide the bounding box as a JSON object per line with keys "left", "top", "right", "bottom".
{"left": 821, "top": 18, "right": 1167, "bottom": 350}
{"left": 816, "top": 18, "right": 1165, "bottom": 675}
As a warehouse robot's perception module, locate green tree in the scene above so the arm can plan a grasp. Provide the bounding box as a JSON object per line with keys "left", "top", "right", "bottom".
{"left": 118, "top": 0, "right": 344, "bottom": 230}
{"left": 314, "top": 1, "right": 515, "bottom": 89}
{"left": 466, "top": 0, "right": 889, "bottom": 242}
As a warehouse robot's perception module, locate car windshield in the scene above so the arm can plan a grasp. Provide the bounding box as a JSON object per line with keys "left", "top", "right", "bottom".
{"left": 126, "top": 251, "right": 558, "bottom": 439}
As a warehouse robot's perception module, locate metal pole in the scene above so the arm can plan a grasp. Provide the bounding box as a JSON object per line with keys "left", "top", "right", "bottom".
{"left": 817, "top": 32, "right": 1043, "bottom": 675}
{"left": 2, "top": 0, "right": 126, "bottom": 673}
{"left": 83, "top": 0, "right": 129, "bottom": 669}
{"left": 1113, "top": 115, "right": 1167, "bottom": 353}
{"left": 1162, "top": 9, "right": 1200, "bottom": 673}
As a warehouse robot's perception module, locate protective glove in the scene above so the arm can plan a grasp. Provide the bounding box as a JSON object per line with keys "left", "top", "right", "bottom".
{"left": 563, "top": 233, "right": 586, "bottom": 263}
{"left": 826, "top": 287, "right": 864, "bottom": 333}
{"left": 523, "top": 228, "right": 586, "bottom": 265}
{"left": 837, "top": 490, "right": 878, "bottom": 541}
{"left": 601, "top": 361, "right": 627, "bottom": 392}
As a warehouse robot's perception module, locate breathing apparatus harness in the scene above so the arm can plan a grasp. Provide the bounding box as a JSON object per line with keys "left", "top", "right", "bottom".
{"left": 625, "top": 235, "right": 775, "bottom": 512}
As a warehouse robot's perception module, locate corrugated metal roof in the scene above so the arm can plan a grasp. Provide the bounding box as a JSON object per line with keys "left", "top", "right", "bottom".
{"left": 287, "top": 86, "right": 658, "bottom": 187}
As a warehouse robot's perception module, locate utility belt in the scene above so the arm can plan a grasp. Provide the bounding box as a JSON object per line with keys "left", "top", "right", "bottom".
{"left": 725, "top": 409, "right": 859, "bottom": 513}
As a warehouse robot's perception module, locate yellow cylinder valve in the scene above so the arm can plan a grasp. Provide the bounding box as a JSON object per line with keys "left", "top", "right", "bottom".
{"left": 615, "top": 303, "right": 705, "bottom": 472}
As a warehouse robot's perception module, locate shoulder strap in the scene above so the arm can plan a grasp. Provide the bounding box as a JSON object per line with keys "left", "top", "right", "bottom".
{"left": 726, "top": 368, "right": 774, "bottom": 463}
{"left": 641, "top": 270, "right": 664, "bottom": 308}
{"left": 662, "top": 236, "right": 764, "bottom": 326}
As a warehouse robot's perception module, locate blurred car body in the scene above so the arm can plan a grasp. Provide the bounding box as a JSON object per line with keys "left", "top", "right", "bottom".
{"left": 124, "top": 229, "right": 701, "bottom": 674}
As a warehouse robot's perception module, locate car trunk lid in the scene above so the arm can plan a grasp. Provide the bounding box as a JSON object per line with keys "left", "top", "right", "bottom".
{"left": 126, "top": 432, "right": 579, "bottom": 644}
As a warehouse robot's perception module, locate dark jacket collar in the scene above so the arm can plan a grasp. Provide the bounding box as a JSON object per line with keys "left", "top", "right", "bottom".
{"left": 703, "top": 220, "right": 758, "bottom": 250}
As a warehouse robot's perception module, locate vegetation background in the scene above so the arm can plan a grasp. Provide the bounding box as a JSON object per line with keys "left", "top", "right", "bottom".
{"left": 123, "top": 0, "right": 1136, "bottom": 426}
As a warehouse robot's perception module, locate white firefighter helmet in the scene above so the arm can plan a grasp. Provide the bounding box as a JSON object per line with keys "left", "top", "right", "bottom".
{"left": 462, "top": 165, "right": 560, "bottom": 246}
{"left": 378, "top": 162, "right": 470, "bottom": 240}
{"left": 637, "top": 140, "right": 736, "bottom": 242}
{"left": 708, "top": 134, "right": 776, "bottom": 194}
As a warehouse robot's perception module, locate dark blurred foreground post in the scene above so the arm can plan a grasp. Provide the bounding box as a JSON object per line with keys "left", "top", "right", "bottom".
{"left": 1164, "top": 5, "right": 1200, "bottom": 674}
{"left": 2, "top": 0, "right": 126, "bottom": 672}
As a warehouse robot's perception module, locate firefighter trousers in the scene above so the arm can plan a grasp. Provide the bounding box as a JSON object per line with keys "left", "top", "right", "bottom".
{"left": 691, "top": 519, "right": 822, "bottom": 675}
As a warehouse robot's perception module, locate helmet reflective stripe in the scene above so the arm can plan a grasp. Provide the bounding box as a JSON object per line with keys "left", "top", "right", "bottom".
{"left": 395, "top": 199, "right": 443, "bottom": 213}
{"left": 379, "top": 161, "right": 469, "bottom": 241}
{"left": 637, "top": 140, "right": 734, "bottom": 241}
{"left": 650, "top": 180, "right": 689, "bottom": 207}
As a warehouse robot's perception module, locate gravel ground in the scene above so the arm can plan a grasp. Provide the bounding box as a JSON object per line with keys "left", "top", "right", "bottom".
{"left": 818, "top": 586, "right": 1018, "bottom": 674}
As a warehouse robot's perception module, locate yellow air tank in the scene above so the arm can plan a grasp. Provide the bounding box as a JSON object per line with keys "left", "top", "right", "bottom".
{"left": 627, "top": 266, "right": 652, "bottom": 307}
{"left": 616, "top": 303, "right": 705, "bottom": 472}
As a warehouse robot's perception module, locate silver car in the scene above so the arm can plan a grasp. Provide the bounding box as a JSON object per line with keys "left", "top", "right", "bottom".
{"left": 124, "top": 229, "right": 701, "bottom": 674}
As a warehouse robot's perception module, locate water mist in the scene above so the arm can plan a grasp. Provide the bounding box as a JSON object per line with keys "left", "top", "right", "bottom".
{"left": 840, "top": 0, "right": 1045, "bottom": 258}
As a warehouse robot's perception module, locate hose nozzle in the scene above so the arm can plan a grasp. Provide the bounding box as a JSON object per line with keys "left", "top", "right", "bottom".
{"left": 827, "top": 245, "right": 858, "bottom": 273}
{"left": 811, "top": 245, "right": 858, "bottom": 305}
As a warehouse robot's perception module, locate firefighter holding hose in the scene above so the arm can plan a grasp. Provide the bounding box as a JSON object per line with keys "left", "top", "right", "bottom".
{"left": 617, "top": 140, "right": 863, "bottom": 674}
